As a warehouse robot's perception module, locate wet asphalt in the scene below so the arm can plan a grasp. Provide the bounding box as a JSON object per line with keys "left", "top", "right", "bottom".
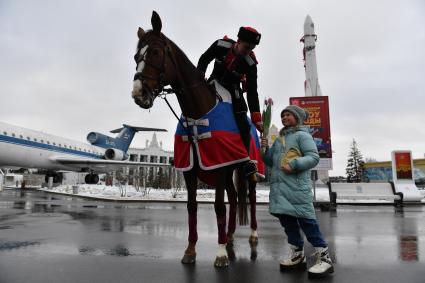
{"left": 0, "top": 189, "right": 424, "bottom": 283}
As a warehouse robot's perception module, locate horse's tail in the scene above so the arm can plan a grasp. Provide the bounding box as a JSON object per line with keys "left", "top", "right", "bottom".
{"left": 235, "top": 168, "right": 249, "bottom": 226}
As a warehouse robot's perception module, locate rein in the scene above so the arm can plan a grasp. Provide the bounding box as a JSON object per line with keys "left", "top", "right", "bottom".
{"left": 134, "top": 34, "right": 221, "bottom": 144}
{"left": 158, "top": 88, "right": 194, "bottom": 143}
{"left": 158, "top": 85, "right": 223, "bottom": 146}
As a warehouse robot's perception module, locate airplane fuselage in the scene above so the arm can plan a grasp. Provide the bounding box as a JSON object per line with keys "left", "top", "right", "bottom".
{"left": 0, "top": 121, "right": 105, "bottom": 172}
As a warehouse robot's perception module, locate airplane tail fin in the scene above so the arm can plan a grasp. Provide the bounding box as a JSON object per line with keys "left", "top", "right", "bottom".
{"left": 87, "top": 124, "right": 167, "bottom": 153}
{"left": 110, "top": 124, "right": 167, "bottom": 152}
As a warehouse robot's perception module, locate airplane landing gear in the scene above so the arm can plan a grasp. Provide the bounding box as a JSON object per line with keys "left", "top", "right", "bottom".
{"left": 85, "top": 174, "right": 99, "bottom": 184}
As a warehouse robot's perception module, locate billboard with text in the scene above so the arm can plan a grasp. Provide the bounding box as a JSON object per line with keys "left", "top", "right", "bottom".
{"left": 290, "top": 96, "right": 332, "bottom": 170}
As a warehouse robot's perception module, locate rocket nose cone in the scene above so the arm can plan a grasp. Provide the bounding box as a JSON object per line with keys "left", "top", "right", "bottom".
{"left": 304, "top": 15, "right": 314, "bottom": 34}
{"left": 305, "top": 15, "right": 313, "bottom": 23}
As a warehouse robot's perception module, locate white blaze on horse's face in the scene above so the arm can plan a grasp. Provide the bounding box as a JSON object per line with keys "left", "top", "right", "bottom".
{"left": 136, "top": 45, "right": 148, "bottom": 72}
{"left": 132, "top": 45, "right": 148, "bottom": 98}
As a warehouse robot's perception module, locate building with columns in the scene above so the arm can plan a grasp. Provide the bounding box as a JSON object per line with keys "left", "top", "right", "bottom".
{"left": 123, "top": 133, "right": 183, "bottom": 188}
{"left": 127, "top": 132, "right": 174, "bottom": 166}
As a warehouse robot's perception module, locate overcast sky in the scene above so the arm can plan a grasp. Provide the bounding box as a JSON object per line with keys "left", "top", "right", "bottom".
{"left": 1, "top": 0, "right": 424, "bottom": 176}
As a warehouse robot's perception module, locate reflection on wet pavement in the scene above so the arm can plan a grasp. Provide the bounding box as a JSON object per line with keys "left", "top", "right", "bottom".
{"left": 399, "top": 235, "right": 418, "bottom": 261}
{"left": 0, "top": 188, "right": 424, "bottom": 283}
{"left": 0, "top": 240, "right": 41, "bottom": 251}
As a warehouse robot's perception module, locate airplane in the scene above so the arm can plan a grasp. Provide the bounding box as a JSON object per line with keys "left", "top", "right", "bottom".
{"left": 0, "top": 121, "right": 167, "bottom": 184}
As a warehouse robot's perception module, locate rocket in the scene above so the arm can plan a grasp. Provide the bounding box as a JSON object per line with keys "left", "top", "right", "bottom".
{"left": 301, "top": 15, "right": 322, "bottom": 97}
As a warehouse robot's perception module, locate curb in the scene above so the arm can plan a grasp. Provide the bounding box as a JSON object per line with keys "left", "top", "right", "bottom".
{"left": 38, "top": 189, "right": 271, "bottom": 205}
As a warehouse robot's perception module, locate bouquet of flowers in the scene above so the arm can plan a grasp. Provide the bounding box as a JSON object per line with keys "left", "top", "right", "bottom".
{"left": 261, "top": 97, "right": 273, "bottom": 153}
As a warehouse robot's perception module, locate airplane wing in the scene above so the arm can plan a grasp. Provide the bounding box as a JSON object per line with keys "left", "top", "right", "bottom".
{"left": 110, "top": 125, "right": 167, "bottom": 134}
{"left": 52, "top": 156, "right": 170, "bottom": 173}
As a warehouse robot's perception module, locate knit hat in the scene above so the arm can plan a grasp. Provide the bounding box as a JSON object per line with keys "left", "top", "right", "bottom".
{"left": 281, "top": 105, "right": 309, "bottom": 125}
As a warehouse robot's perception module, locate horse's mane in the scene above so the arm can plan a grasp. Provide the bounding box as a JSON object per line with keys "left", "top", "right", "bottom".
{"left": 164, "top": 35, "right": 200, "bottom": 75}
{"left": 138, "top": 31, "right": 200, "bottom": 75}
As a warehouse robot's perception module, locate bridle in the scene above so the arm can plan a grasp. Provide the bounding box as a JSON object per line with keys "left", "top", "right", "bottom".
{"left": 133, "top": 35, "right": 170, "bottom": 101}
{"left": 133, "top": 33, "right": 221, "bottom": 142}
{"left": 133, "top": 34, "right": 208, "bottom": 100}
{"left": 133, "top": 34, "right": 196, "bottom": 140}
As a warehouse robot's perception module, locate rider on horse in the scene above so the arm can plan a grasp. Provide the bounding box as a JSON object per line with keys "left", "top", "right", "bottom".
{"left": 197, "top": 26, "right": 263, "bottom": 177}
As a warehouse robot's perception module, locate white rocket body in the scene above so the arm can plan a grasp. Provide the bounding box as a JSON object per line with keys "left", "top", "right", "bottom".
{"left": 302, "top": 15, "right": 322, "bottom": 97}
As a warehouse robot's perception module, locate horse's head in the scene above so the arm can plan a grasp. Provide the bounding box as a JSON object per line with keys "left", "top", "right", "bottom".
{"left": 132, "top": 11, "right": 174, "bottom": 109}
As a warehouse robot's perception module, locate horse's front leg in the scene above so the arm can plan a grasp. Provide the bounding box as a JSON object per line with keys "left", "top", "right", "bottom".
{"left": 181, "top": 171, "right": 198, "bottom": 264}
{"left": 214, "top": 168, "right": 229, "bottom": 268}
{"left": 248, "top": 178, "right": 258, "bottom": 260}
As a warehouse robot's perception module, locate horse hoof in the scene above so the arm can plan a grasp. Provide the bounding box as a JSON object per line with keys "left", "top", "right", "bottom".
{"left": 249, "top": 236, "right": 258, "bottom": 247}
{"left": 214, "top": 256, "right": 229, "bottom": 268}
{"left": 250, "top": 248, "right": 258, "bottom": 261}
{"left": 181, "top": 254, "right": 196, "bottom": 264}
{"left": 226, "top": 245, "right": 236, "bottom": 261}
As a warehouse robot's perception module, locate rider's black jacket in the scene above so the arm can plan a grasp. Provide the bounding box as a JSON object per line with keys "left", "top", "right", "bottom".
{"left": 197, "top": 38, "right": 260, "bottom": 114}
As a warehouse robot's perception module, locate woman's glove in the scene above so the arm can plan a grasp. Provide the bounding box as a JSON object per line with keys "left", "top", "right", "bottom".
{"left": 281, "top": 163, "right": 293, "bottom": 174}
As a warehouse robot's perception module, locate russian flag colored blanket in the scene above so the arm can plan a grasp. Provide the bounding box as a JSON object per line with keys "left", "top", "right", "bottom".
{"left": 173, "top": 81, "right": 264, "bottom": 178}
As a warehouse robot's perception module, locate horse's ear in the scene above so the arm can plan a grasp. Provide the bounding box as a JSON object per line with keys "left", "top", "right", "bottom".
{"left": 137, "top": 27, "right": 145, "bottom": 39}
{"left": 151, "top": 11, "right": 162, "bottom": 34}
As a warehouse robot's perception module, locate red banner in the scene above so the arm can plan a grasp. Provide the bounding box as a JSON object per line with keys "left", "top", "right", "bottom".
{"left": 290, "top": 96, "right": 332, "bottom": 158}
{"left": 394, "top": 152, "right": 413, "bottom": 180}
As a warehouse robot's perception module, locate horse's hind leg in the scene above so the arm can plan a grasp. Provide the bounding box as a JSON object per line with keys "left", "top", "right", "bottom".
{"left": 181, "top": 171, "right": 197, "bottom": 264}
{"left": 214, "top": 168, "right": 229, "bottom": 268}
{"left": 248, "top": 178, "right": 258, "bottom": 260}
{"left": 225, "top": 172, "right": 237, "bottom": 261}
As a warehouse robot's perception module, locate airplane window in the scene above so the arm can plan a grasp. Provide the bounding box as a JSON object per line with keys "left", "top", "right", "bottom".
{"left": 53, "top": 142, "right": 56, "bottom": 146}
{"left": 27, "top": 136, "right": 30, "bottom": 140}
{"left": 41, "top": 139, "right": 44, "bottom": 143}
{"left": 34, "top": 138, "right": 37, "bottom": 142}
{"left": 12, "top": 133, "right": 16, "bottom": 137}
{"left": 2, "top": 131, "right": 6, "bottom": 135}
{"left": 79, "top": 148, "right": 81, "bottom": 151}
{"left": 59, "top": 144, "right": 62, "bottom": 147}
{"left": 47, "top": 141, "right": 50, "bottom": 145}
{"left": 19, "top": 135, "right": 23, "bottom": 139}
{"left": 74, "top": 147, "right": 77, "bottom": 150}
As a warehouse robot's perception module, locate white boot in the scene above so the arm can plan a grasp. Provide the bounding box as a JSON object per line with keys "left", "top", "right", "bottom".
{"left": 308, "top": 247, "right": 334, "bottom": 277}
{"left": 279, "top": 245, "right": 306, "bottom": 270}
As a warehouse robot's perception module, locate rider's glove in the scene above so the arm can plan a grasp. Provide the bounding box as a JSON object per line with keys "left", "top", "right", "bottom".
{"left": 251, "top": 112, "right": 263, "bottom": 133}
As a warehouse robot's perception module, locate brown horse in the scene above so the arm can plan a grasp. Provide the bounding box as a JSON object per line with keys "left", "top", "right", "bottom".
{"left": 131, "top": 11, "right": 258, "bottom": 267}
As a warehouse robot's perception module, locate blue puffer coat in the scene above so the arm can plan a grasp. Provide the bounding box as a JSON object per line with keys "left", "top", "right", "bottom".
{"left": 262, "top": 125, "right": 319, "bottom": 219}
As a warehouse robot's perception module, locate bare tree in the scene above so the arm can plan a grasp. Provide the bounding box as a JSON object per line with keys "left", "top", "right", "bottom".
{"left": 115, "top": 171, "right": 128, "bottom": 197}
{"left": 365, "top": 157, "right": 377, "bottom": 163}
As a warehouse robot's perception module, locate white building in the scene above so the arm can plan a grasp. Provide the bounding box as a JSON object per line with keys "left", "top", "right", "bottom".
{"left": 127, "top": 132, "right": 174, "bottom": 166}
{"left": 123, "top": 133, "right": 183, "bottom": 188}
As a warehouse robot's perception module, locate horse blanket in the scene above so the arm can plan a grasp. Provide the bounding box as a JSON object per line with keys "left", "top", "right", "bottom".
{"left": 174, "top": 81, "right": 265, "bottom": 182}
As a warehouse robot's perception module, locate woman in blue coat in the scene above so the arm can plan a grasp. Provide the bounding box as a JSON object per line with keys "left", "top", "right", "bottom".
{"left": 261, "top": 105, "right": 334, "bottom": 277}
